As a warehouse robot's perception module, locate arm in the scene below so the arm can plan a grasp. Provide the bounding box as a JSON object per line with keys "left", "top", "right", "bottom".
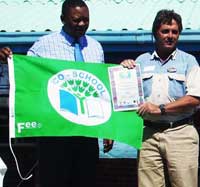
{"left": 137, "top": 95, "right": 200, "bottom": 117}
{"left": 163, "top": 95, "right": 200, "bottom": 113}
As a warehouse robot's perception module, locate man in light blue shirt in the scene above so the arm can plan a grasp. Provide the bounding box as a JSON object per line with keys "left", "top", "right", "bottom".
{"left": 121, "top": 9, "right": 200, "bottom": 187}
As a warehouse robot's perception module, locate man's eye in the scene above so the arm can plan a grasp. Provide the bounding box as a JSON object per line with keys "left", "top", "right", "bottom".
{"left": 161, "top": 30, "right": 169, "bottom": 34}
{"left": 83, "top": 18, "right": 89, "bottom": 22}
{"left": 172, "top": 30, "right": 178, "bottom": 34}
{"left": 73, "top": 19, "right": 80, "bottom": 23}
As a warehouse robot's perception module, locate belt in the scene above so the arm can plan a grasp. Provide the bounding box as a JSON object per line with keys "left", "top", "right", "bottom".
{"left": 144, "top": 117, "right": 193, "bottom": 129}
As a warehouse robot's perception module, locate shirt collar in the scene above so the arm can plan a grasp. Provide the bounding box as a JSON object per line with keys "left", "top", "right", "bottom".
{"left": 60, "top": 27, "right": 87, "bottom": 47}
{"left": 150, "top": 49, "right": 177, "bottom": 62}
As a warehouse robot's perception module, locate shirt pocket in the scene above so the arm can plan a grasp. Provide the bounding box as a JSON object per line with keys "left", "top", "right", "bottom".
{"left": 168, "top": 73, "right": 186, "bottom": 99}
{"left": 142, "top": 73, "right": 153, "bottom": 98}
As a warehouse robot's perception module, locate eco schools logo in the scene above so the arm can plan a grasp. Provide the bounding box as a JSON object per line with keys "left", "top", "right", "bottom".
{"left": 48, "top": 69, "right": 112, "bottom": 126}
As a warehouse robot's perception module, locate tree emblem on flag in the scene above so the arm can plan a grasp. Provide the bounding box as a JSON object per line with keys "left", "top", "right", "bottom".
{"left": 60, "top": 79, "right": 99, "bottom": 115}
{"left": 47, "top": 69, "right": 112, "bottom": 126}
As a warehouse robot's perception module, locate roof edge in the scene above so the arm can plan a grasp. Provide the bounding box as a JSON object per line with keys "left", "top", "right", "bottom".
{"left": 1, "top": 30, "right": 200, "bottom": 45}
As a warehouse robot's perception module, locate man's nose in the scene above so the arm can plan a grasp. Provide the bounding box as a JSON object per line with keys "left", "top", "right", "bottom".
{"left": 78, "top": 20, "right": 85, "bottom": 26}
{"left": 167, "top": 31, "right": 173, "bottom": 38}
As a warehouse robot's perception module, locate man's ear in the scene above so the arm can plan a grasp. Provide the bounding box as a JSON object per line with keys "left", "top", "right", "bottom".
{"left": 60, "top": 14, "right": 65, "bottom": 24}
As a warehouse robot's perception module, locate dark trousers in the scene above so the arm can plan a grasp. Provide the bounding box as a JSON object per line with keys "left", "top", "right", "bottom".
{"left": 38, "top": 137, "right": 99, "bottom": 187}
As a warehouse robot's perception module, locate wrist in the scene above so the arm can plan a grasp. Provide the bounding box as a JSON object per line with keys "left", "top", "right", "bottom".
{"left": 159, "top": 104, "right": 166, "bottom": 115}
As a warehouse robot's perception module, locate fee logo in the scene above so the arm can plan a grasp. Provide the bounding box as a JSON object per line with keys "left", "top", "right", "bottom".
{"left": 48, "top": 69, "right": 112, "bottom": 126}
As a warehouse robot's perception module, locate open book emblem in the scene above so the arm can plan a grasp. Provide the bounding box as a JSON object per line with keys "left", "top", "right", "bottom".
{"left": 48, "top": 69, "right": 111, "bottom": 126}
{"left": 59, "top": 89, "right": 104, "bottom": 118}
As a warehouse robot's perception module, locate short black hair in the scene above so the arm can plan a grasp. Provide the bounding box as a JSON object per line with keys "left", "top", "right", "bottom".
{"left": 62, "top": 0, "right": 87, "bottom": 16}
{"left": 152, "top": 9, "right": 183, "bottom": 39}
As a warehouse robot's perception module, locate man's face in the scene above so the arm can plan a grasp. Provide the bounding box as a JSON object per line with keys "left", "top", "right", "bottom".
{"left": 62, "top": 6, "right": 89, "bottom": 39}
{"left": 155, "top": 19, "right": 180, "bottom": 52}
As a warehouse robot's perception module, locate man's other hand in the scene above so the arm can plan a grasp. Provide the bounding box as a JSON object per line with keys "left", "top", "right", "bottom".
{"left": 0, "top": 47, "right": 12, "bottom": 63}
{"left": 103, "top": 139, "right": 114, "bottom": 153}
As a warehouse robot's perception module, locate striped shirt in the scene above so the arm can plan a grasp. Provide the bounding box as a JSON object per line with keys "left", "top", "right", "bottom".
{"left": 27, "top": 28, "right": 104, "bottom": 63}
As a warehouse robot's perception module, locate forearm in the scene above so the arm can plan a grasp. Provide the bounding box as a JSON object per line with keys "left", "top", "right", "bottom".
{"left": 164, "top": 95, "right": 200, "bottom": 113}
{"left": 138, "top": 95, "right": 200, "bottom": 117}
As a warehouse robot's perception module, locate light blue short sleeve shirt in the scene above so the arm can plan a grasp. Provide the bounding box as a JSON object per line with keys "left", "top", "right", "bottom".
{"left": 136, "top": 49, "right": 200, "bottom": 121}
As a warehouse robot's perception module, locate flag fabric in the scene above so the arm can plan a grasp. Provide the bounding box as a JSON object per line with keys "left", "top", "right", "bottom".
{"left": 8, "top": 55, "right": 143, "bottom": 149}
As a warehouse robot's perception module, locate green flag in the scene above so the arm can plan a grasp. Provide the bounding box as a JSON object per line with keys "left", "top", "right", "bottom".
{"left": 9, "top": 55, "right": 143, "bottom": 149}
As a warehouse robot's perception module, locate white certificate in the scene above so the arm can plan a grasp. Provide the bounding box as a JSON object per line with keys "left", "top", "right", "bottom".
{"left": 108, "top": 65, "right": 144, "bottom": 111}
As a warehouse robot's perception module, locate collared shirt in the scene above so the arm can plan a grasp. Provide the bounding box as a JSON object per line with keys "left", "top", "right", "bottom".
{"left": 136, "top": 48, "right": 200, "bottom": 122}
{"left": 27, "top": 28, "right": 104, "bottom": 63}
{"left": 151, "top": 50, "right": 177, "bottom": 63}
